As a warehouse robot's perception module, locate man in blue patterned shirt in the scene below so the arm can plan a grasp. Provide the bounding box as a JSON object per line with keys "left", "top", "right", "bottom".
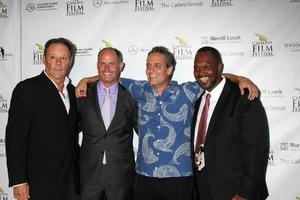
{"left": 76, "top": 46, "right": 258, "bottom": 200}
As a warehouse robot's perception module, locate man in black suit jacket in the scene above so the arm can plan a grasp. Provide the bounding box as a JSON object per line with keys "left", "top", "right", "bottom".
{"left": 6, "top": 38, "right": 80, "bottom": 200}
{"left": 192, "top": 46, "right": 269, "bottom": 200}
{"left": 78, "top": 47, "right": 138, "bottom": 200}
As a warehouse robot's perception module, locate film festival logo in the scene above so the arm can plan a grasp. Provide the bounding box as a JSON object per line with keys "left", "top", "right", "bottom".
{"left": 0, "top": 187, "right": 8, "bottom": 200}
{"left": 292, "top": 88, "right": 300, "bottom": 112}
{"left": 172, "top": 36, "right": 193, "bottom": 60}
{"left": 0, "top": 0, "right": 8, "bottom": 18}
{"left": 0, "top": 93, "right": 8, "bottom": 113}
{"left": 135, "top": 0, "right": 154, "bottom": 11}
{"left": 268, "top": 150, "right": 275, "bottom": 166}
{"left": 101, "top": 40, "right": 112, "bottom": 48}
{"left": 33, "top": 43, "right": 44, "bottom": 65}
{"left": 211, "top": 0, "right": 233, "bottom": 7}
{"left": 252, "top": 33, "right": 274, "bottom": 57}
{"left": 66, "top": 0, "right": 84, "bottom": 16}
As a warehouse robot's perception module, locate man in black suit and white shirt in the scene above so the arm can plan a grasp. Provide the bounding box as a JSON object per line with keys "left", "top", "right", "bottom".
{"left": 192, "top": 46, "right": 269, "bottom": 200}
{"left": 6, "top": 38, "right": 80, "bottom": 200}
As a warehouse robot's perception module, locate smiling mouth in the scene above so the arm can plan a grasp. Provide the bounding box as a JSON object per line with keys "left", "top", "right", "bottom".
{"left": 199, "top": 77, "right": 209, "bottom": 82}
{"left": 102, "top": 73, "right": 112, "bottom": 76}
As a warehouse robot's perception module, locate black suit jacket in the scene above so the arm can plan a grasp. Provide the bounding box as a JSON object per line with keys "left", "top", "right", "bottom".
{"left": 192, "top": 79, "right": 269, "bottom": 200}
{"left": 6, "top": 72, "right": 80, "bottom": 200}
{"left": 78, "top": 82, "right": 138, "bottom": 200}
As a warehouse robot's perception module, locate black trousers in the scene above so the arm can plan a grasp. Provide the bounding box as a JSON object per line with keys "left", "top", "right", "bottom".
{"left": 133, "top": 173, "right": 196, "bottom": 200}
{"left": 195, "top": 169, "right": 213, "bottom": 200}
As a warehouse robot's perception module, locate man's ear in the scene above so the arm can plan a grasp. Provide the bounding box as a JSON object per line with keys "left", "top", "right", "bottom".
{"left": 217, "top": 63, "right": 224, "bottom": 74}
{"left": 167, "top": 65, "right": 174, "bottom": 76}
{"left": 119, "top": 62, "right": 125, "bottom": 72}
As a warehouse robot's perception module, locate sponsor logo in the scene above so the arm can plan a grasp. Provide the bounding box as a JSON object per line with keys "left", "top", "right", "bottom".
{"left": 172, "top": 36, "right": 193, "bottom": 60}
{"left": 135, "top": 0, "right": 154, "bottom": 11}
{"left": 284, "top": 42, "right": 300, "bottom": 52}
{"left": 292, "top": 88, "right": 300, "bottom": 112}
{"left": 261, "top": 88, "right": 283, "bottom": 98}
{"left": 93, "top": 0, "right": 129, "bottom": 7}
{"left": 0, "top": 0, "right": 8, "bottom": 18}
{"left": 0, "top": 93, "right": 8, "bottom": 113}
{"left": 280, "top": 158, "right": 300, "bottom": 165}
{"left": 0, "top": 138, "right": 5, "bottom": 146}
{"left": 0, "top": 46, "right": 5, "bottom": 59}
{"left": 0, "top": 45, "right": 13, "bottom": 61}
{"left": 32, "top": 43, "right": 44, "bottom": 65}
{"left": 201, "top": 34, "right": 242, "bottom": 44}
{"left": 128, "top": 45, "right": 139, "bottom": 55}
{"left": 93, "top": 0, "right": 103, "bottom": 7}
{"left": 75, "top": 47, "right": 93, "bottom": 57}
{"left": 221, "top": 51, "right": 245, "bottom": 57}
{"left": 281, "top": 142, "right": 300, "bottom": 151}
{"left": 25, "top": 1, "right": 58, "bottom": 12}
{"left": 161, "top": 1, "right": 203, "bottom": 8}
{"left": 93, "top": 0, "right": 129, "bottom": 8}
{"left": 264, "top": 105, "right": 286, "bottom": 112}
{"left": 0, "top": 187, "right": 8, "bottom": 200}
{"left": 252, "top": 33, "right": 274, "bottom": 57}
{"left": 0, "top": 153, "right": 6, "bottom": 158}
{"left": 211, "top": 0, "right": 233, "bottom": 7}
{"left": 66, "top": 0, "right": 84, "bottom": 16}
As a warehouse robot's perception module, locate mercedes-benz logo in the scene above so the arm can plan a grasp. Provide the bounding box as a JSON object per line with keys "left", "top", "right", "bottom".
{"left": 128, "top": 45, "right": 138, "bottom": 55}
{"left": 93, "top": 0, "right": 102, "bottom": 8}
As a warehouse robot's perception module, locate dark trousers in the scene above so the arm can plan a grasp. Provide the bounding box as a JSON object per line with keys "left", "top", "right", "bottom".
{"left": 195, "top": 168, "right": 213, "bottom": 200}
{"left": 80, "top": 165, "right": 132, "bottom": 200}
{"left": 133, "top": 173, "right": 196, "bottom": 200}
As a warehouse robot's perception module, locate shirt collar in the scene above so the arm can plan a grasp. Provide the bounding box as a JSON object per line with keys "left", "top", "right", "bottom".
{"left": 98, "top": 81, "right": 118, "bottom": 94}
{"left": 205, "top": 76, "right": 226, "bottom": 101}
{"left": 43, "top": 70, "right": 69, "bottom": 89}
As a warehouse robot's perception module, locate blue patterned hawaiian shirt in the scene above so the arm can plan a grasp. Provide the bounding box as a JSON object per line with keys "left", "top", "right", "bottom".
{"left": 121, "top": 78, "right": 204, "bottom": 178}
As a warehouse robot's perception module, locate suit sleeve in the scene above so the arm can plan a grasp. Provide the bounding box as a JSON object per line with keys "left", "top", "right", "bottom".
{"left": 238, "top": 97, "right": 270, "bottom": 199}
{"left": 5, "top": 82, "right": 34, "bottom": 186}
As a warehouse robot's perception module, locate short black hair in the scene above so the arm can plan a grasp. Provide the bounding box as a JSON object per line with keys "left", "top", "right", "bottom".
{"left": 148, "top": 46, "right": 176, "bottom": 80}
{"left": 195, "top": 46, "right": 223, "bottom": 65}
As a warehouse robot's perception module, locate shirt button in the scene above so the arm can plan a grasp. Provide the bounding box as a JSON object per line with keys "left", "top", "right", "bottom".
{"left": 158, "top": 113, "right": 161, "bottom": 116}
{"left": 155, "top": 167, "right": 158, "bottom": 170}
{"left": 159, "top": 101, "right": 162, "bottom": 104}
{"left": 157, "top": 125, "right": 160, "bottom": 129}
{"left": 156, "top": 152, "right": 160, "bottom": 156}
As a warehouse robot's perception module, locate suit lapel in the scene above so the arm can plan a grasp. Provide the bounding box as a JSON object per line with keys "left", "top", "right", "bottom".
{"left": 40, "top": 72, "right": 68, "bottom": 115}
{"left": 109, "top": 83, "right": 124, "bottom": 131}
{"left": 206, "top": 79, "right": 231, "bottom": 141}
{"left": 67, "top": 84, "right": 77, "bottom": 116}
{"left": 191, "top": 95, "right": 203, "bottom": 145}
{"left": 90, "top": 83, "right": 104, "bottom": 126}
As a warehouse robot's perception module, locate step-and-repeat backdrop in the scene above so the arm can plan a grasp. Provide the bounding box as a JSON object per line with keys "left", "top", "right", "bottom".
{"left": 1, "top": 0, "right": 300, "bottom": 199}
